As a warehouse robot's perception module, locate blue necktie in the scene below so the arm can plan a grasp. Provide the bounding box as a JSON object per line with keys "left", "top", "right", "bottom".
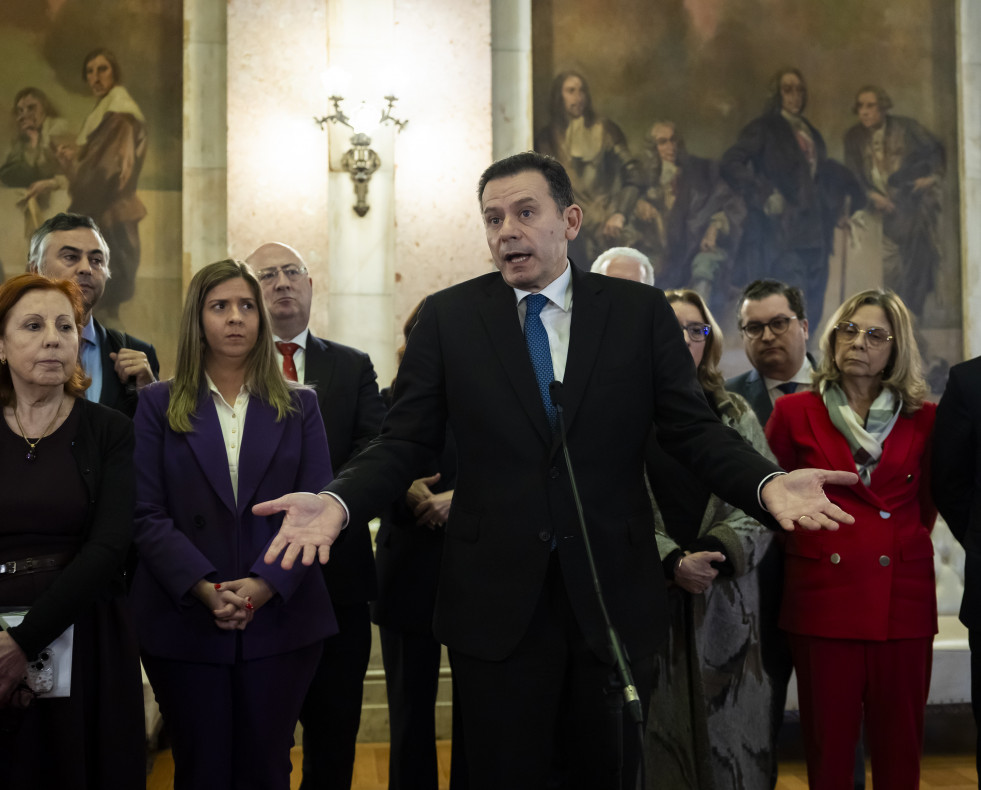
{"left": 524, "top": 293, "right": 558, "bottom": 430}
{"left": 776, "top": 381, "right": 798, "bottom": 396}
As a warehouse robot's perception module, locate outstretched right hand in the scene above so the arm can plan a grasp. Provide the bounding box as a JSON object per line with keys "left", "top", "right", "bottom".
{"left": 254, "top": 492, "right": 346, "bottom": 569}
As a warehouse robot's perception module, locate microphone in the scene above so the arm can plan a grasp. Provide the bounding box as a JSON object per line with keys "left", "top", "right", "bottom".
{"left": 548, "top": 380, "right": 564, "bottom": 413}
{"left": 549, "top": 380, "right": 644, "bottom": 727}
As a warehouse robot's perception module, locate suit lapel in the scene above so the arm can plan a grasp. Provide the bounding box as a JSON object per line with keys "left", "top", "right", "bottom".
{"left": 95, "top": 320, "right": 120, "bottom": 407}
{"left": 867, "top": 413, "right": 915, "bottom": 495}
{"left": 237, "top": 398, "right": 286, "bottom": 513}
{"left": 805, "top": 397, "right": 888, "bottom": 509}
{"left": 186, "top": 394, "right": 238, "bottom": 514}
{"left": 560, "top": 269, "right": 609, "bottom": 437}
{"left": 303, "top": 336, "right": 335, "bottom": 413}
{"left": 477, "top": 276, "right": 553, "bottom": 444}
{"left": 745, "top": 369, "right": 773, "bottom": 425}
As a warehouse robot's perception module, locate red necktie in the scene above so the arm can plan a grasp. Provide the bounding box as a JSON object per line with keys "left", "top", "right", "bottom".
{"left": 275, "top": 342, "right": 300, "bottom": 382}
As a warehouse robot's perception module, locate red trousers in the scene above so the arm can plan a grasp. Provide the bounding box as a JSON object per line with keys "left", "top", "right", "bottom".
{"left": 789, "top": 633, "right": 932, "bottom": 790}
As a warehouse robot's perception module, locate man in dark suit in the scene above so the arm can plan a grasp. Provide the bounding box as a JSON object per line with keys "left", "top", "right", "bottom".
{"left": 932, "top": 358, "right": 981, "bottom": 780}
{"left": 256, "top": 153, "right": 857, "bottom": 790}
{"left": 725, "top": 278, "right": 813, "bottom": 427}
{"left": 725, "top": 278, "right": 815, "bottom": 788}
{"left": 28, "top": 212, "right": 158, "bottom": 417}
{"left": 249, "top": 241, "right": 385, "bottom": 790}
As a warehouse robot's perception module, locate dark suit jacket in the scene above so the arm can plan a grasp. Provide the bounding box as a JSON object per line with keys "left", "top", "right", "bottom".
{"left": 933, "top": 357, "right": 981, "bottom": 631}
{"left": 330, "top": 267, "right": 782, "bottom": 663}
{"left": 768, "top": 391, "right": 937, "bottom": 640}
{"left": 130, "top": 383, "right": 336, "bottom": 663}
{"left": 94, "top": 318, "right": 160, "bottom": 417}
{"left": 725, "top": 352, "right": 816, "bottom": 427}
{"left": 303, "top": 335, "right": 386, "bottom": 605}
{"left": 725, "top": 367, "right": 773, "bottom": 427}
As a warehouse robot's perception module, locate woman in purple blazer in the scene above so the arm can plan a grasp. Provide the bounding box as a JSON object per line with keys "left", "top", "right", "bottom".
{"left": 131, "top": 260, "right": 335, "bottom": 790}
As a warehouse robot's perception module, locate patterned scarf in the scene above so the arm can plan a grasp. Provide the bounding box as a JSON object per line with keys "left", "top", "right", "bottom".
{"left": 821, "top": 381, "right": 902, "bottom": 486}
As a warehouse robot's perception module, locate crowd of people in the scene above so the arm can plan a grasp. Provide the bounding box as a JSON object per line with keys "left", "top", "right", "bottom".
{"left": 0, "top": 147, "right": 973, "bottom": 790}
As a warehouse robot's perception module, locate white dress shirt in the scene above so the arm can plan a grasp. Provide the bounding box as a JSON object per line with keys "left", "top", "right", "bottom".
{"left": 206, "top": 374, "right": 250, "bottom": 503}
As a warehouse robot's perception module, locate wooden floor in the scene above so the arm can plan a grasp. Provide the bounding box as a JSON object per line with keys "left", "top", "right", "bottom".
{"left": 147, "top": 741, "right": 978, "bottom": 789}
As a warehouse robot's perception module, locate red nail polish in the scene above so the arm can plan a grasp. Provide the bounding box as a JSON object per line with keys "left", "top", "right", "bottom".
{"left": 245, "top": 602, "right": 254, "bottom": 610}
{"left": 214, "top": 583, "right": 221, "bottom": 590}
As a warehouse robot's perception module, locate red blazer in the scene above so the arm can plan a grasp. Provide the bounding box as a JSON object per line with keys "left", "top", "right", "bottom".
{"left": 766, "top": 391, "right": 937, "bottom": 641}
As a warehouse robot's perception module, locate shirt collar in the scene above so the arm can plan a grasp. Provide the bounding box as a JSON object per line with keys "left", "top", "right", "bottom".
{"left": 204, "top": 372, "right": 249, "bottom": 406}
{"left": 512, "top": 261, "right": 573, "bottom": 311}
{"left": 763, "top": 356, "right": 814, "bottom": 390}
{"left": 273, "top": 327, "right": 310, "bottom": 348}
{"left": 81, "top": 316, "right": 97, "bottom": 346}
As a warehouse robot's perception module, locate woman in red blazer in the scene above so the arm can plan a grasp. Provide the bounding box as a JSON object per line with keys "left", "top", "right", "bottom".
{"left": 765, "top": 289, "right": 935, "bottom": 790}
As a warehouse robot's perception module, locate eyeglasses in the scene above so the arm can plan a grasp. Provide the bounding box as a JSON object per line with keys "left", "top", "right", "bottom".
{"left": 739, "top": 315, "right": 797, "bottom": 339}
{"left": 833, "top": 322, "right": 894, "bottom": 348}
{"left": 680, "top": 322, "right": 711, "bottom": 343}
{"left": 256, "top": 265, "right": 308, "bottom": 284}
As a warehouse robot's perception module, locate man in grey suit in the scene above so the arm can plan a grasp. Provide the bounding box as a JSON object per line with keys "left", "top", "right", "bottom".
{"left": 29, "top": 212, "right": 158, "bottom": 418}
{"left": 249, "top": 242, "right": 385, "bottom": 790}
{"left": 725, "top": 278, "right": 813, "bottom": 427}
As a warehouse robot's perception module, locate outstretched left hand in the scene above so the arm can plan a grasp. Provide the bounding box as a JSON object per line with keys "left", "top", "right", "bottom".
{"left": 762, "top": 468, "right": 859, "bottom": 532}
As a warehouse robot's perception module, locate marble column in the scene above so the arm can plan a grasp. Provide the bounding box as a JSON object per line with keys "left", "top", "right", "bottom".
{"left": 492, "top": 0, "right": 533, "bottom": 160}
{"left": 959, "top": 0, "right": 981, "bottom": 357}
{"left": 183, "top": 0, "right": 228, "bottom": 277}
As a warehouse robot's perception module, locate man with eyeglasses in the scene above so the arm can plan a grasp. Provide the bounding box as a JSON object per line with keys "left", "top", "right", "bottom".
{"left": 726, "top": 278, "right": 814, "bottom": 428}
{"left": 248, "top": 241, "right": 386, "bottom": 790}
{"left": 725, "top": 277, "right": 817, "bottom": 789}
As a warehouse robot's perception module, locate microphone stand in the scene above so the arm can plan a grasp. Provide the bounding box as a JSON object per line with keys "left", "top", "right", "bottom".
{"left": 549, "top": 382, "right": 645, "bottom": 790}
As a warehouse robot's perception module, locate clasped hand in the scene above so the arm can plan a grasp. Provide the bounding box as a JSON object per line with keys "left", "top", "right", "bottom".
{"left": 674, "top": 551, "right": 725, "bottom": 595}
{"left": 406, "top": 473, "right": 454, "bottom": 529}
{"left": 193, "top": 577, "right": 273, "bottom": 631}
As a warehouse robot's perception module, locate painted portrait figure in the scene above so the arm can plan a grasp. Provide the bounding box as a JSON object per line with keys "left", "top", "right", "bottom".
{"left": 534, "top": 70, "right": 641, "bottom": 265}
{"left": 59, "top": 48, "right": 147, "bottom": 319}
{"left": 843, "top": 85, "right": 944, "bottom": 315}
{"left": 632, "top": 121, "right": 745, "bottom": 317}
{"left": 0, "top": 87, "right": 72, "bottom": 235}
{"left": 722, "top": 68, "right": 864, "bottom": 327}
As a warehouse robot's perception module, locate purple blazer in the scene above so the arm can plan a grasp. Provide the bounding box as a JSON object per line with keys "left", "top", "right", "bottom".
{"left": 130, "top": 382, "right": 336, "bottom": 663}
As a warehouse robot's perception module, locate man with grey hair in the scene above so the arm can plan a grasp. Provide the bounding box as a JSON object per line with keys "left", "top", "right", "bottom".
{"left": 29, "top": 212, "right": 158, "bottom": 417}
{"left": 590, "top": 246, "right": 655, "bottom": 285}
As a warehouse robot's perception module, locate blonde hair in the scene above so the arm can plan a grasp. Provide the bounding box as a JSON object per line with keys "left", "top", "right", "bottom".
{"left": 168, "top": 259, "right": 297, "bottom": 432}
{"left": 664, "top": 289, "right": 725, "bottom": 401}
{"left": 813, "top": 289, "right": 926, "bottom": 415}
